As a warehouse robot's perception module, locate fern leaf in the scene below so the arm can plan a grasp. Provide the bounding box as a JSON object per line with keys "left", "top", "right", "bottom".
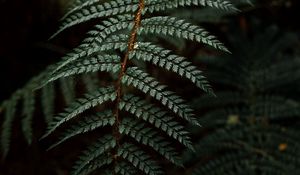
{"left": 47, "top": 34, "right": 128, "bottom": 78}
{"left": 1, "top": 92, "right": 21, "bottom": 158}
{"left": 47, "top": 54, "right": 121, "bottom": 84}
{"left": 139, "top": 16, "right": 229, "bottom": 52}
{"left": 86, "top": 14, "right": 134, "bottom": 44}
{"left": 118, "top": 143, "right": 163, "bottom": 175}
{"left": 72, "top": 134, "right": 116, "bottom": 175}
{"left": 122, "top": 67, "right": 200, "bottom": 126}
{"left": 21, "top": 91, "right": 35, "bottom": 145}
{"left": 144, "top": 0, "right": 238, "bottom": 13}
{"left": 42, "top": 86, "right": 116, "bottom": 138}
{"left": 48, "top": 110, "right": 115, "bottom": 150}
{"left": 120, "top": 118, "right": 183, "bottom": 166}
{"left": 52, "top": 0, "right": 139, "bottom": 39}
{"left": 130, "top": 42, "right": 214, "bottom": 95}
{"left": 54, "top": 0, "right": 237, "bottom": 39}
{"left": 120, "top": 95, "right": 193, "bottom": 149}
{"left": 191, "top": 152, "right": 292, "bottom": 175}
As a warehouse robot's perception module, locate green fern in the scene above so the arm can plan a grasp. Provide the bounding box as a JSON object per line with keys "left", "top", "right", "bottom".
{"left": 184, "top": 125, "right": 300, "bottom": 175}
{"left": 31, "top": 0, "right": 238, "bottom": 174}
{"left": 0, "top": 65, "right": 101, "bottom": 158}
{"left": 184, "top": 25, "right": 300, "bottom": 174}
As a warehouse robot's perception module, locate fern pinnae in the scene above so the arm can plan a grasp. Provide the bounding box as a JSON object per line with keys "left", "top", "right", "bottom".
{"left": 47, "top": 34, "right": 129, "bottom": 79}
{"left": 122, "top": 67, "right": 200, "bottom": 126}
{"left": 42, "top": 86, "right": 117, "bottom": 139}
{"left": 21, "top": 91, "right": 35, "bottom": 145}
{"left": 47, "top": 54, "right": 121, "bottom": 84}
{"left": 1, "top": 92, "right": 21, "bottom": 158}
{"left": 139, "top": 16, "right": 229, "bottom": 52}
{"left": 143, "top": 0, "right": 238, "bottom": 14}
{"left": 129, "top": 42, "right": 214, "bottom": 95}
{"left": 118, "top": 143, "right": 164, "bottom": 175}
{"left": 51, "top": 0, "right": 139, "bottom": 39}
{"left": 119, "top": 95, "right": 193, "bottom": 150}
{"left": 53, "top": 0, "right": 237, "bottom": 40}
{"left": 72, "top": 134, "right": 116, "bottom": 175}
{"left": 47, "top": 110, "right": 115, "bottom": 150}
{"left": 120, "top": 118, "right": 183, "bottom": 166}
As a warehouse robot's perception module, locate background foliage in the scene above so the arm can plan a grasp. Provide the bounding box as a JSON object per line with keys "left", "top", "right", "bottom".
{"left": 0, "top": 0, "right": 299, "bottom": 174}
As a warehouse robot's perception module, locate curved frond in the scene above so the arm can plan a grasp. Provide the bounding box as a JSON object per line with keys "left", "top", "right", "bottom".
{"left": 1, "top": 92, "right": 21, "bottom": 158}
{"left": 21, "top": 92, "right": 35, "bottom": 145}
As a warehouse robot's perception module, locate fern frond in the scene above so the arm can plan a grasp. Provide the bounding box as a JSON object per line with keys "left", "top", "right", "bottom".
{"left": 187, "top": 125, "right": 300, "bottom": 175}
{"left": 118, "top": 143, "right": 163, "bottom": 175}
{"left": 144, "top": 0, "right": 238, "bottom": 14}
{"left": 48, "top": 110, "right": 115, "bottom": 150}
{"left": 119, "top": 95, "right": 193, "bottom": 149}
{"left": 139, "top": 16, "right": 229, "bottom": 52}
{"left": 72, "top": 134, "right": 116, "bottom": 175}
{"left": 52, "top": 0, "right": 139, "bottom": 39}
{"left": 191, "top": 152, "right": 293, "bottom": 175}
{"left": 130, "top": 42, "right": 214, "bottom": 95}
{"left": 47, "top": 54, "right": 121, "bottom": 84}
{"left": 192, "top": 125, "right": 300, "bottom": 158}
{"left": 122, "top": 67, "right": 199, "bottom": 126}
{"left": 86, "top": 14, "right": 134, "bottom": 43}
{"left": 21, "top": 91, "right": 35, "bottom": 145}
{"left": 47, "top": 34, "right": 128, "bottom": 78}
{"left": 120, "top": 117, "right": 182, "bottom": 166}
{"left": 1, "top": 92, "right": 21, "bottom": 158}
{"left": 54, "top": 0, "right": 237, "bottom": 39}
{"left": 42, "top": 86, "right": 117, "bottom": 138}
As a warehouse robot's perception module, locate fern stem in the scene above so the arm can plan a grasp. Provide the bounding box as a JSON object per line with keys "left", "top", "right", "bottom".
{"left": 113, "top": 0, "right": 145, "bottom": 169}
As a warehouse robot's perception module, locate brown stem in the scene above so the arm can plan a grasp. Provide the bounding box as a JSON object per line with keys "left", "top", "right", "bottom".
{"left": 112, "top": 0, "right": 145, "bottom": 164}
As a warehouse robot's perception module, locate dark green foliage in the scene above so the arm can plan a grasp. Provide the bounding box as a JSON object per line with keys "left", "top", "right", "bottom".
{"left": 0, "top": 65, "right": 102, "bottom": 158}
{"left": 183, "top": 26, "right": 300, "bottom": 174}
